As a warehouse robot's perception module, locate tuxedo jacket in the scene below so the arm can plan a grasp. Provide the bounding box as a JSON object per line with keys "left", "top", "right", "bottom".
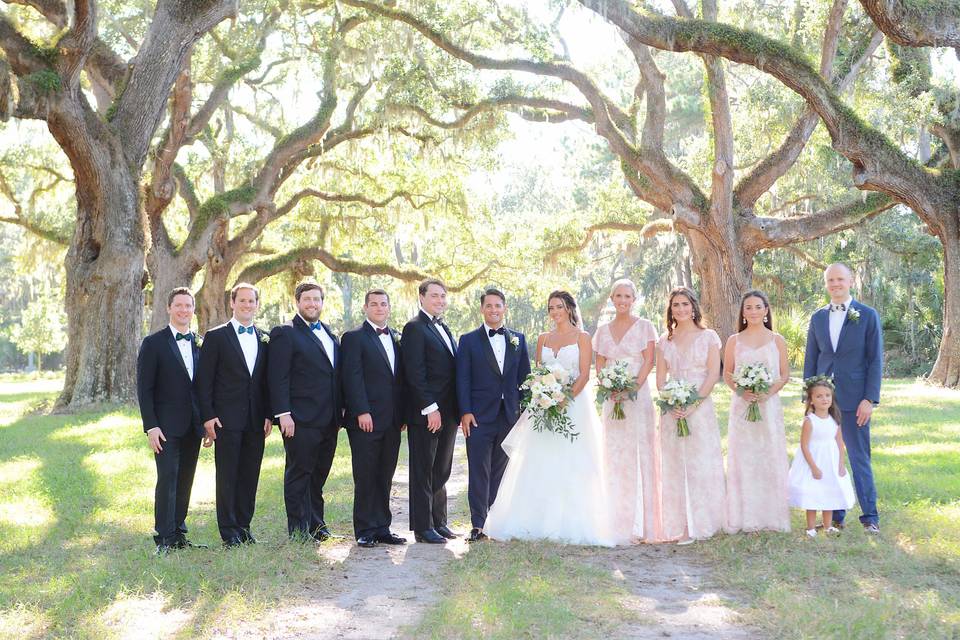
{"left": 195, "top": 322, "right": 272, "bottom": 430}
{"left": 456, "top": 326, "right": 531, "bottom": 426}
{"left": 401, "top": 310, "right": 458, "bottom": 426}
{"left": 268, "top": 315, "right": 342, "bottom": 433}
{"left": 803, "top": 299, "right": 883, "bottom": 412}
{"left": 136, "top": 327, "right": 202, "bottom": 438}
{"left": 341, "top": 322, "right": 405, "bottom": 432}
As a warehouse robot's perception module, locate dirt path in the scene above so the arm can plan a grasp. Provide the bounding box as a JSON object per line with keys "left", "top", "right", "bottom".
{"left": 232, "top": 436, "right": 760, "bottom": 639}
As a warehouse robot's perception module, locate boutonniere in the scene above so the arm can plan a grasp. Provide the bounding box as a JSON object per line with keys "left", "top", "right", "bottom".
{"left": 392, "top": 332, "right": 401, "bottom": 344}
{"left": 508, "top": 333, "right": 520, "bottom": 350}
{"left": 847, "top": 307, "right": 861, "bottom": 324}
{"left": 259, "top": 332, "right": 270, "bottom": 344}
{"left": 195, "top": 334, "right": 204, "bottom": 348}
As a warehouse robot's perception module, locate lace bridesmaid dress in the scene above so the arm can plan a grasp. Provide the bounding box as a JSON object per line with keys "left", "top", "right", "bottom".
{"left": 724, "top": 338, "right": 791, "bottom": 533}
{"left": 593, "top": 319, "right": 663, "bottom": 542}
{"left": 657, "top": 329, "right": 727, "bottom": 541}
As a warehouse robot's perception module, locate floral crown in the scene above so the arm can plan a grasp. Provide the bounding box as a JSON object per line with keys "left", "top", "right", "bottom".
{"left": 802, "top": 375, "right": 835, "bottom": 393}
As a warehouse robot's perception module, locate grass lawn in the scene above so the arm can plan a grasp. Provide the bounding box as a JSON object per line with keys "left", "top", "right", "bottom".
{"left": 1, "top": 374, "right": 958, "bottom": 639}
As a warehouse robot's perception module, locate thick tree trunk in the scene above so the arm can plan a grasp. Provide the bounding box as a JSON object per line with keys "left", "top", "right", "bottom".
{"left": 684, "top": 229, "right": 753, "bottom": 346}
{"left": 195, "top": 260, "right": 231, "bottom": 333}
{"left": 929, "top": 214, "right": 960, "bottom": 387}
{"left": 146, "top": 251, "right": 202, "bottom": 331}
{"left": 55, "top": 137, "right": 146, "bottom": 409}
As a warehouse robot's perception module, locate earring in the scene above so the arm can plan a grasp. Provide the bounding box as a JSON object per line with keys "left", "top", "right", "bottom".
{"left": 764, "top": 315, "right": 768, "bottom": 322}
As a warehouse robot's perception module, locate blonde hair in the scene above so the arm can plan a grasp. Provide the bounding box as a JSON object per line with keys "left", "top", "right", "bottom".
{"left": 609, "top": 278, "right": 638, "bottom": 299}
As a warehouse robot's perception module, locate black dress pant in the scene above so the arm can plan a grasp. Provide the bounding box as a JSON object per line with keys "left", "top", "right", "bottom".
{"left": 153, "top": 430, "right": 202, "bottom": 546}
{"left": 214, "top": 428, "right": 265, "bottom": 542}
{"left": 465, "top": 405, "right": 510, "bottom": 529}
{"left": 283, "top": 426, "right": 338, "bottom": 537}
{"left": 407, "top": 419, "right": 458, "bottom": 532}
{"left": 348, "top": 427, "right": 402, "bottom": 539}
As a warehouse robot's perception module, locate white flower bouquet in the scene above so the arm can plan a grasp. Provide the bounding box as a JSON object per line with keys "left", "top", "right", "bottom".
{"left": 732, "top": 361, "right": 773, "bottom": 422}
{"left": 520, "top": 363, "right": 579, "bottom": 441}
{"left": 655, "top": 379, "right": 700, "bottom": 437}
{"left": 596, "top": 359, "right": 638, "bottom": 420}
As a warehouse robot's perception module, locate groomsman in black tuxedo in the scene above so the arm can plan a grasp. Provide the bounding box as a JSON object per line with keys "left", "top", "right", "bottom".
{"left": 402, "top": 278, "right": 459, "bottom": 544}
{"left": 341, "top": 289, "right": 407, "bottom": 548}
{"left": 195, "top": 283, "right": 273, "bottom": 547}
{"left": 136, "top": 287, "right": 206, "bottom": 554}
{"left": 269, "top": 282, "right": 343, "bottom": 542}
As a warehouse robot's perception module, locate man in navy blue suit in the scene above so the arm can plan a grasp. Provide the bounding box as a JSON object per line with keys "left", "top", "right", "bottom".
{"left": 456, "top": 288, "right": 531, "bottom": 542}
{"left": 804, "top": 263, "right": 883, "bottom": 533}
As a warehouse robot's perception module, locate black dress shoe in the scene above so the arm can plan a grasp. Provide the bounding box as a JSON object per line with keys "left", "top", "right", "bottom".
{"left": 467, "top": 528, "right": 488, "bottom": 543}
{"left": 175, "top": 537, "right": 209, "bottom": 549}
{"left": 357, "top": 536, "right": 378, "bottom": 548}
{"left": 414, "top": 529, "right": 446, "bottom": 544}
{"left": 435, "top": 525, "right": 458, "bottom": 540}
{"left": 155, "top": 544, "right": 174, "bottom": 556}
{"left": 374, "top": 532, "right": 407, "bottom": 545}
{"left": 312, "top": 526, "right": 344, "bottom": 543}
{"left": 223, "top": 537, "right": 244, "bottom": 548}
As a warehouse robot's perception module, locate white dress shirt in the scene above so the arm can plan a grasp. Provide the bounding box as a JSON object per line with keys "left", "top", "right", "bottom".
{"left": 485, "top": 323, "right": 506, "bottom": 374}
{"left": 300, "top": 314, "right": 335, "bottom": 366}
{"left": 169, "top": 325, "right": 194, "bottom": 380}
{"left": 421, "top": 305, "right": 454, "bottom": 354}
{"left": 367, "top": 319, "right": 395, "bottom": 373}
{"left": 229, "top": 317, "right": 259, "bottom": 375}
{"left": 828, "top": 295, "right": 853, "bottom": 352}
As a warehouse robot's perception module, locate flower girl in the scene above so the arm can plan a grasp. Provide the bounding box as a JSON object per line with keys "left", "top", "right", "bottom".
{"left": 788, "top": 377, "right": 856, "bottom": 537}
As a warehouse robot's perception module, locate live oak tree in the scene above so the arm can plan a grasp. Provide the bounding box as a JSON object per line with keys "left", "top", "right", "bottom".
{"left": 340, "top": 0, "right": 897, "bottom": 345}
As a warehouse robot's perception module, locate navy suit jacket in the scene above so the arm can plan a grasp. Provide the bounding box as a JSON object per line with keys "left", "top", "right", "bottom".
{"left": 456, "top": 326, "right": 531, "bottom": 426}
{"left": 803, "top": 299, "right": 883, "bottom": 412}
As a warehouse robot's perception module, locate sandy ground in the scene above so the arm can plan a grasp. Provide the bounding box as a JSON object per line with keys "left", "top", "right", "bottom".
{"left": 207, "top": 436, "right": 761, "bottom": 640}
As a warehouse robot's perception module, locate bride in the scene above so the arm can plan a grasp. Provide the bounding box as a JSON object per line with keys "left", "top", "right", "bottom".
{"left": 485, "top": 290, "right": 621, "bottom": 546}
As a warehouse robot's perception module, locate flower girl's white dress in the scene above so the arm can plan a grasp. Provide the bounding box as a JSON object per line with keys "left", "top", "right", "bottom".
{"left": 788, "top": 413, "right": 856, "bottom": 510}
{"left": 484, "top": 342, "right": 620, "bottom": 546}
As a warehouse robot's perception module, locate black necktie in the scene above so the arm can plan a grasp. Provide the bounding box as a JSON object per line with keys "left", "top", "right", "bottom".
{"left": 376, "top": 327, "right": 389, "bottom": 336}
{"left": 488, "top": 327, "right": 505, "bottom": 337}
{"left": 175, "top": 332, "right": 193, "bottom": 341}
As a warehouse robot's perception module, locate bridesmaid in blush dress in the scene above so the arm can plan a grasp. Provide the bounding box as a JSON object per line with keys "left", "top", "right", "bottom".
{"left": 656, "top": 287, "right": 726, "bottom": 544}
{"left": 723, "top": 290, "right": 791, "bottom": 533}
{"left": 593, "top": 279, "right": 661, "bottom": 542}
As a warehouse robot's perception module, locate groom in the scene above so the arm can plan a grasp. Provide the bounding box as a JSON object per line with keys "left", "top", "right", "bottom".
{"left": 457, "top": 288, "right": 531, "bottom": 542}
{"left": 803, "top": 263, "right": 883, "bottom": 533}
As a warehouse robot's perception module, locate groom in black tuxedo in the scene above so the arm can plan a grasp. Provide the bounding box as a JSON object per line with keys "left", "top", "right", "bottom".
{"left": 456, "top": 288, "right": 530, "bottom": 542}
{"left": 269, "top": 282, "right": 343, "bottom": 541}
{"left": 136, "top": 287, "right": 206, "bottom": 554}
{"left": 402, "top": 278, "right": 459, "bottom": 544}
{"left": 195, "top": 283, "right": 273, "bottom": 546}
{"left": 341, "top": 289, "right": 407, "bottom": 548}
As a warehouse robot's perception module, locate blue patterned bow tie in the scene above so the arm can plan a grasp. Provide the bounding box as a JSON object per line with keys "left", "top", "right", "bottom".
{"left": 237, "top": 325, "right": 254, "bottom": 335}
{"left": 175, "top": 332, "right": 193, "bottom": 341}
{"left": 310, "top": 322, "right": 323, "bottom": 331}
{"left": 830, "top": 303, "right": 846, "bottom": 312}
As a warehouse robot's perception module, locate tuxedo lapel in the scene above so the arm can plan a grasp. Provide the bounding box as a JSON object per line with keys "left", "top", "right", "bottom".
{"left": 295, "top": 315, "right": 333, "bottom": 369}
{"left": 478, "top": 328, "right": 503, "bottom": 378}
{"left": 419, "top": 310, "right": 454, "bottom": 358}
{"left": 225, "top": 324, "right": 252, "bottom": 377}
{"left": 503, "top": 328, "right": 516, "bottom": 375}
{"left": 166, "top": 331, "right": 192, "bottom": 381}
{"left": 252, "top": 327, "right": 267, "bottom": 376}
{"left": 817, "top": 306, "right": 834, "bottom": 354}
{"left": 364, "top": 322, "right": 394, "bottom": 374}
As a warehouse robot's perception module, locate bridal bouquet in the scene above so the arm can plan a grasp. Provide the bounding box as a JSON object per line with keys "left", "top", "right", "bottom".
{"left": 520, "top": 364, "right": 579, "bottom": 441}
{"left": 596, "top": 359, "right": 638, "bottom": 420}
{"left": 732, "top": 362, "right": 773, "bottom": 422}
{"left": 655, "top": 379, "right": 700, "bottom": 437}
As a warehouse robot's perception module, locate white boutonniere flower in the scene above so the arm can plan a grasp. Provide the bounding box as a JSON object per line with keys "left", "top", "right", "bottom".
{"left": 847, "top": 307, "right": 861, "bottom": 324}
{"left": 392, "top": 332, "right": 401, "bottom": 344}
{"left": 508, "top": 333, "right": 520, "bottom": 350}
{"left": 195, "top": 334, "right": 203, "bottom": 348}
{"left": 260, "top": 332, "right": 270, "bottom": 344}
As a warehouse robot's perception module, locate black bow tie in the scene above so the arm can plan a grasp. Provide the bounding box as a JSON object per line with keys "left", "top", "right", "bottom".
{"left": 376, "top": 327, "right": 390, "bottom": 336}
{"left": 175, "top": 332, "right": 193, "bottom": 341}
{"left": 831, "top": 303, "right": 847, "bottom": 312}
{"left": 432, "top": 316, "right": 444, "bottom": 325}
{"left": 488, "top": 327, "right": 505, "bottom": 337}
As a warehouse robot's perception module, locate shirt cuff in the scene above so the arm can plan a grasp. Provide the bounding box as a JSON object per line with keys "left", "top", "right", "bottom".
{"left": 421, "top": 403, "right": 438, "bottom": 416}
{"left": 275, "top": 412, "right": 291, "bottom": 418}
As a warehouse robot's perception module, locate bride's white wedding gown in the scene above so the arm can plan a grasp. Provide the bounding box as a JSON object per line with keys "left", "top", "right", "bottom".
{"left": 484, "top": 342, "right": 620, "bottom": 546}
